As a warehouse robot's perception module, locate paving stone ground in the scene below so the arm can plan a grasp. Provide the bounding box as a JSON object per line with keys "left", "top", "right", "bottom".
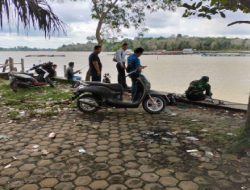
{"left": 0, "top": 104, "right": 249, "bottom": 190}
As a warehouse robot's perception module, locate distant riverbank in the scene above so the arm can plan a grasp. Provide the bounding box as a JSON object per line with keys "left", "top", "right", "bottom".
{"left": 1, "top": 51, "right": 249, "bottom": 103}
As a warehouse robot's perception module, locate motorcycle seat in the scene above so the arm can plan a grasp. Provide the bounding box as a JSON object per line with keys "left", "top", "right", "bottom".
{"left": 86, "top": 82, "right": 124, "bottom": 92}
{"left": 10, "top": 73, "right": 33, "bottom": 79}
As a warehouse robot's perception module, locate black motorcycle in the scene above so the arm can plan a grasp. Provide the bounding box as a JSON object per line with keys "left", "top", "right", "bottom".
{"left": 72, "top": 74, "right": 167, "bottom": 114}
{"left": 9, "top": 63, "right": 55, "bottom": 92}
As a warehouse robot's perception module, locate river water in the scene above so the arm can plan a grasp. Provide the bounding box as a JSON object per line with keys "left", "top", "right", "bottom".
{"left": 1, "top": 51, "right": 249, "bottom": 103}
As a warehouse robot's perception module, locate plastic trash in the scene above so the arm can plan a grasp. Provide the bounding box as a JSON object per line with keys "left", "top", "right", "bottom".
{"left": 201, "top": 129, "right": 208, "bottom": 132}
{"left": 48, "top": 132, "right": 56, "bottom": 139}
{"left": 182, "top": 130, "right": 190, "bottom": 134}
{"left": 191, "top": 119, "right": 199, "bottom": 122}
{"left": 32, "top": 145, "right": 39, "bottom": 149}
{"left": 19, "top": 111, "right": 25, "bottom": 117}
{"left": 145, "top": 131, "right": 154, "bottom": 135}
{"left": 186, "top": 136, "right": 199, "bottom": 141}
{"left": 79, "top": 147, "right": 86, "bottom": 154}
{"left": 4, "top": 164, "right": 11, "bottom": 169}
{"left": 0, "top": 135, "right": 11, "bottom": 141}
{"left": 41, "top": 149, "right": 49, "bottom": 155}
{"left": 186, "top": 149, "right": 199, "bottom": 153}
{"left": 205, "top": 151, "right": 214, "bottom": 158}
{"left": 190, "top": 152, "right": 202, "bottom": 158}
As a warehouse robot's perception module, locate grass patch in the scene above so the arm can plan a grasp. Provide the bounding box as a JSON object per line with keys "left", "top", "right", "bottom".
{"left": 8, "top": 111, "right": 20, "bottom": 120}
{"left": 0, "top": 80, "right": 72, "bottom": 105}
{"left": 0, "top": 79, "right": 73, "bottom": 119}
{"left": 228, "top": 126, "right": 250, "bottom": 154}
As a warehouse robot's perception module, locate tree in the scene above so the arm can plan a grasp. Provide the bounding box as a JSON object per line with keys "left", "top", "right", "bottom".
{"left": 181, "top": 0, "right": 250, "bottom": 153}
{"left": 0, "top": 0, "right": 65, "bottom": 37}
{"left": 90, "top": 0, "right": 181, "bottom": 45}
{"left": 182, "top": 0, "right": 250, "bottom": 26}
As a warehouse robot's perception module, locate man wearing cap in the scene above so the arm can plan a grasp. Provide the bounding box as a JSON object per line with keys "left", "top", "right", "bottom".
{"left": 185, "top": 76, "right": 213, "bottom": 101}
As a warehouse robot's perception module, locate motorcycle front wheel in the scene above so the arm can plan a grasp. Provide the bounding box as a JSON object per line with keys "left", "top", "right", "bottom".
{"left": 142, "top": 95, "right": 166, "bottom": 114}
{"left": 77, "top": 95, "right": 99, "bottom": 113}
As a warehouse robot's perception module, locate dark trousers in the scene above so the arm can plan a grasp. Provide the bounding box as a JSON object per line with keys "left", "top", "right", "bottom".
{"left": 131, "top": 78, "right": 137, "bottom": 102}
{"left": 186, "top": 93, "right": 206, "bottom": 101}
{"left": 91, "top": 72, "right": 101, "bottom": 82}
{"left": 116, "top": 63, "right": 127, "bottom": 88}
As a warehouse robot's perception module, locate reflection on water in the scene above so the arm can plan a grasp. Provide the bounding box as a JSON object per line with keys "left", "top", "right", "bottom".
{"left": 1, "top": 51, "right": 249, "bottom": 103}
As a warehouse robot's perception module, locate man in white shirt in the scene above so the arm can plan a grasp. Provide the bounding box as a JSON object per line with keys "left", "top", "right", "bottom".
{"left": 115, "top": 42, "right": 128, "bottom": 88}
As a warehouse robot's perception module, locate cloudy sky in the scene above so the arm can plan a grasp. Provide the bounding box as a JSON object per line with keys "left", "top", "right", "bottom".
{"left": 0, "top": 1, "right": 250, "bottom": 48}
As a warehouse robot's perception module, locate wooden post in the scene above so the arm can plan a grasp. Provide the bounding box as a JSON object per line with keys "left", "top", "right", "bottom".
{"left": 2, "top": 59, "right": 8, "bottom": 72}
{"left": 64, "top": 65, "right": 67, "bottom": 77}
{"left": 245, "top": 94, "right": 250, "bottom": 134}
{"left": 21, "top": 59, "right": 24, "bottom": 72}
{"left": 8, "top": 57, "right": 14, "bottom": 72}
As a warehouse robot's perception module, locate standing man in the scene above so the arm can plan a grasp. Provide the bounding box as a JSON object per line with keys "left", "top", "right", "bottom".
{"left": 115, "top": 42, "right": 128, "bottom": 88}
{"left": 89, "top": 45, "right": 102, "bottom": 82}
{"left": 127, "top": 47, "right": 147, "bottom": 101}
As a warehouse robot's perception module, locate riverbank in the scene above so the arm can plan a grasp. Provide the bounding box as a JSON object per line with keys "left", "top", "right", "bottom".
{"left": 0, "top": 79, "right": 250, "bottom": 189}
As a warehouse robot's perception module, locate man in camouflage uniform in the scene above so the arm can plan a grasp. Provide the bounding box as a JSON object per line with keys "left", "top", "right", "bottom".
{"left": 185, "top": 76, "right": 212, "bottom": 101}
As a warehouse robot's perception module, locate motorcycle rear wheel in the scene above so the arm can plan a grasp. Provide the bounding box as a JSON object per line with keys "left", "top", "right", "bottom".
{"left": 142, "top": 95, "right": 166, "bottom": 114}
{"left": 77, "top": 95, "right": 99, "bottom": 113}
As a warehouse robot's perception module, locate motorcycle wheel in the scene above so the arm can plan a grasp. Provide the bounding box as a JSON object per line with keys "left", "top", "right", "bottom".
{"left": 142, "top": 95, "right": 166, "bottom": 114}
{"left": 77, "top": 95, "right": 99, "bottom": 113}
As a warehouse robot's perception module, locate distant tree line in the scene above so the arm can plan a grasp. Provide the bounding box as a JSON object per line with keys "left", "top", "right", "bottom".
{"left": 0, "top": 46, "right": 54, "bottom": 51}
{"left": 57, "top": 35, "right": 250, "bottom": 52}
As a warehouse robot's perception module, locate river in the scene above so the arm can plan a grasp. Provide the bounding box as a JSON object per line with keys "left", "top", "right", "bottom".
{"left": 1, "top": 51, "right": 249, "bottom": 103}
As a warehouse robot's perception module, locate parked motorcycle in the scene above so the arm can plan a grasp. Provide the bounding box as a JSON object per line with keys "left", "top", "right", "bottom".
{"left": 9, "top": 63, "right": 55, "bottom": 92}
{"left": 72, "top": 74, "right": 167, "bottom": 114}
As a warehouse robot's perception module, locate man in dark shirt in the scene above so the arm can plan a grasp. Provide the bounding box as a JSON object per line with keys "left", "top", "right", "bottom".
{"left": 89, "top": 45, "right": 102, "bottom": 82}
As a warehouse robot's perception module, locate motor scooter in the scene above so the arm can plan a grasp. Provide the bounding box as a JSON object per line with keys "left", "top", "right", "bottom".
{"left": 9, "top": 63, "right": 55, "bottom": 92}
{"left": 72, "top": 72, "right": 167, "bottom": 114}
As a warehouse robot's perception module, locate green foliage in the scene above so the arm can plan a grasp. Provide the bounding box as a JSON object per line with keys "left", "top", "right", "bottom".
{"left": 228, "top": 125, "right": 250, "bottom": 154}
{"left": 0, "top": 0, "right": 65, "bottom": 37}
{"left": 90, "top": 0, "right": 180, "bottom": 44}
{"left": 57, "top": 36, "right": 250, "bottom": 51}
{"left": 182, "top": 0, "right": 250, "bottom": 25}
{"left": 0, "top": 80, "right": 72, "bottom": 109}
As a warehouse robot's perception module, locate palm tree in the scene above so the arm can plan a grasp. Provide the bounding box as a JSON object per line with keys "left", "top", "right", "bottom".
{"left": 0, "top": 0, "right": 65, "bottom": 37}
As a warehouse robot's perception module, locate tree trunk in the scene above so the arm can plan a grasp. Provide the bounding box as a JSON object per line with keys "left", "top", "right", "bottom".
{"left": 96, "top": 19, "right": 104, "bottom": 45}
{"left": 245, "top": 94, "right": 250, "bottom": 134}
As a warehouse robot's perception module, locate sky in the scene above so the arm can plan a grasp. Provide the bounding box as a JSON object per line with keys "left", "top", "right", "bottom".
{"left": 0, "top": 1, "right": 250, "bottom": 48}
